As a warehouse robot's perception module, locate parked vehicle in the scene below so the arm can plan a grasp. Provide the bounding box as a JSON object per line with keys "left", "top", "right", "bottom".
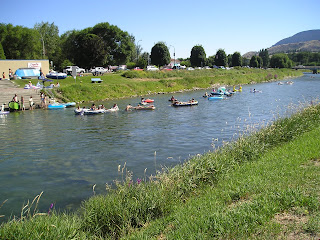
{"left": 146, "top": 65, "right": 159, "bottom": 71}
{"left": 187, "top": 67, "right": 195, "bottom": 71}
{"left": 133, "top": 67, "right": 143, "bottom": 71}
{"left": 117, "top": 65, "right": 127, "bottom": 71}
{"left": 90, "top": 67, "right": 108, "bottom": 75}
{"left": 63, "top": 66, "right": 85, "bottom": 75}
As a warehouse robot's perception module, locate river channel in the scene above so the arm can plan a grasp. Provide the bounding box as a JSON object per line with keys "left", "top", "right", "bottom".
{"left": 0, "top": 73, "right": 319, "bottom": 219}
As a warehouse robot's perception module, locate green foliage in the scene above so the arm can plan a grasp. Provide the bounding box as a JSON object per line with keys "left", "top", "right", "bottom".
{"left": 190, "top": 45, "right": 206, "bottom": 67}
{"left": 232, "top": 52, "right": 242, "bottom": 67}
{"left": 0, "top": 23, "right": 42, "bottom": 59}
{"left": 250, "top": 55, "right": 259, "bottom": 67}
{"left": 137, "top": 54, "right": 148, "bottom": 69}
{"left": 150, "top": 42, "right": 170, "bottom": 67}
{"left": 215, "top": 49, "right": 227, "bottom": 67}
{"left": 0, "top": 43, "right": 5, "bottom": 59}
{"left": 257, "top": 56, "right": 263, "bottom": 68}
{"left": 259, "top": 48, "right": 269, "bottom": 68}
{"left": 126, "top": 61, "right": 136, "bottom": 69}
{"left": 288, "top": 51, "right": 320, "bottom": 66}
{"left": 206, "top": 55, "right": 215, "bottom": 67}
{"left": 270, "top": 53, "right": 293, "bottom": 68}
{"left": 181, "top": 60, "right": 191, "bottom": 67}
{"left": 34, "top": 22, "right": 60, "bottom": 61}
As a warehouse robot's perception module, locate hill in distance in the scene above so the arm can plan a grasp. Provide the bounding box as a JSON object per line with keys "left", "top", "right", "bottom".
{"left": 243, "top": 29, "right": 320, "bottom": 57}
{"left": 272, "top": 29, "right": 320, "bottom": 46}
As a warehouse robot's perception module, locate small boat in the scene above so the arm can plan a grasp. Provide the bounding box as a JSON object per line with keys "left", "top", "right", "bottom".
{"left": 8, "top": 101, "right": 20, "bottom": 111}
{"left": 250, "top": 89, "right": 262, "bottom": 93}
{"left": 74, "top": 108, "right": 105, "bottom": 115}
{"left": 208, "top": 95, "right": 224, "bottom": 100}
{"left": 48, "top": 103, "right": 66, "bottom": 109}
{"left": 46, "top": 71, "right": 67, "bottom": 79}
{"left": 0, "top": 111, "right": 9, "bottom": 115}
{"left": 172, "top": 100, "right": 198, "bottom": 106}
{"left": 64, "top": 102, "right": 76, "bottom": 108}
{"left": 105, "top": 105, "right": 119, "bottom": 112}
{"left": 135, "top": 105, "right": 156, "bottom": 110}
{"left": 142, "top": 98, "right": 154, "bottom": 103}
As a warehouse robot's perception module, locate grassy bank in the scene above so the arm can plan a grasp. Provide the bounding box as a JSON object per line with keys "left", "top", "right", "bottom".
{"left": 14, "top": 68, "right": 302, "bottom": 102}
{"left": 1, "top": 101, "right": 319, "bottom": 239}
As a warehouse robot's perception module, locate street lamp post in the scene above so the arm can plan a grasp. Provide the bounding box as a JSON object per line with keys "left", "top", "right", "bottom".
{"left": 170, "top": 45, "right": 175, "bottom": 69}
{"left": 137, "top": 40, "right": 142, "bottom": 62}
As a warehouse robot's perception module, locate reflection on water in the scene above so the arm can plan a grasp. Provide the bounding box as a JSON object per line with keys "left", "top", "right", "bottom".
{"left": 0, "top": 74, "right": 320, "bottom": 219}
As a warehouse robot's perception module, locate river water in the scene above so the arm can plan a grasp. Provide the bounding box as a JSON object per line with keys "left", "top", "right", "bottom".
{"left": 0, "top": 73, "right": 319, "bottom": 219}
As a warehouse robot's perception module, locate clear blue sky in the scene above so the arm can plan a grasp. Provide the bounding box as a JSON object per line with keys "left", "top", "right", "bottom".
{"left": 1, "top": 0, "right": 319, "bottom": 59}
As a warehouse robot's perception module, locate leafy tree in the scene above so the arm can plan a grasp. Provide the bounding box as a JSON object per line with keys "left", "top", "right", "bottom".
{"left": 270, "top": 53, "right": 293, "bottom": 68}
{"left": 257, "top": 56, "right": 263, "bottom": 68}
{"left": 0, "top": 43, "right": 5, "bottom": 59}
{"left": 258, "top": 49, "right": 269, "bottom": 68}
{"left": 181, "top": 60, "right": 191, "bottom": 67}
{"left": 232, "top": 52, "right": 242, "bottom": 67}
{"left": 242, "top": 58, "right": 250, "bottom": 66}
{"left": 137, "top": 55, "right": 148, "bottom": 69}
{"left": 1, "top": 24, "right": 41, "bottom": 59}
{"left": 150, "top": 42, "right": 170, "bottom": 66}
{"left": 206, "top": 55, "right": 215, "bottom": 67}
{"left": 250, "top": 56, "right": 259, "bottom": 68}
{"left": 34, "top": 22, "right": 60, "bottom": 60}
{"left": 190, "top": 45, "right": 206, "bottom": 67}
{"left": 215, "top": 49, "right": 227, "bottom": 67}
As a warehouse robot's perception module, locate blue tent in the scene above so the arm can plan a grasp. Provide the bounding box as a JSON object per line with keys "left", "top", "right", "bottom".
{"left": 15, "top": 68, "right": 40, "bottom": 79}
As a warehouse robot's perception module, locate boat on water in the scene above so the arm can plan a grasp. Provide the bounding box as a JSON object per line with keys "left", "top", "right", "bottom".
{"left": 141, "top": 98, "right": 154, "bottom": 103}
{"left": 74, "top": 108, "right": 105, "bottom": 115}
{"left": 48, "top": 103, "right": 66, "bottom": 109}
{"left": 46, "top": 71, "right": 67, "bottom": 79}
{"left": 208, "top": 95, "right": 224, "bottom": 100}
{"left": 172, "top": 100, "right": 198, "bottom": 106}
{"left": 105, "top": 105, "right": 119, "bottom": 112}
{"left": 0, "top": 104, "right": 9, "bottom": 115}
{"left": 8, "top": 101, "right": 20, "bottom": 111}
{"left": 75, "top": 105, "right": 119, "bottom": 115}
{"left": 135, "top": 105, "right": 156, "bottom": 110}
{"left": 64, "top": 102, "right": 76, "bottom": 108}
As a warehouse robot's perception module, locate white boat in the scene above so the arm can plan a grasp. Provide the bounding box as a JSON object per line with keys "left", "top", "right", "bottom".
{"left": 74, "top": 108, "right": 105, "bottom": 115}
{"left": 46, "top": 71, "right": 67, "bottom": 79}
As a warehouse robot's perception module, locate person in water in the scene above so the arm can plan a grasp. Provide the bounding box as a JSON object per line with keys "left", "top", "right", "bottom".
{"left": 91, "top": 103, "right": 96, "bottom": 110}
{"left": 125, "top": 104, "right": 132, "bottom": 111}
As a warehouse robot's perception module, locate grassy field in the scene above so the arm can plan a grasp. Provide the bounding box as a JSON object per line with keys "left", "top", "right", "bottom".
{"left": 13, "top": 68, "right": 303, "bottom": 102}
{"left": 0, "top": 101, "right": 319, "bottom": 239}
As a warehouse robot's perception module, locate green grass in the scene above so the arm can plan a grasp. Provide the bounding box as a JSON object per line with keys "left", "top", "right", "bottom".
{"left": 12, "top": 68, "right": 303, "bottom": 102}
{"left": 1, "top": 101, "right": 319, "bottom": 239}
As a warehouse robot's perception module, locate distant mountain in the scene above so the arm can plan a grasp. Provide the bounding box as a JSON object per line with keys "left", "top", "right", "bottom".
{"left": 268, "top": 40, "right": 320, "bottom": 54}
{"left": 243, "top": 30, "right": 320, "bottom": 58}
{"left": 273, "top": 30, "right": 320, "bottom": 47}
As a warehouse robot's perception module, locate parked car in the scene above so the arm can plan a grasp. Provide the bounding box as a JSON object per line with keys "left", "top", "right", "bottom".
{"left": 117, "top": 65, "right": 127, "bottom": 71}
{"left": 63, "top": 66, "right": 85, "bottom": 75}
{"left": 146, "top": 65, "right": 159, "bottom": 71}
{"left": 90, "top": 67, "right": 108, "bottom": 75}
{"left": 187, "top": 67, "right": 195, "bottom": 71}
{"left": 133, "top": 67, "right": 143, "bottom": 71}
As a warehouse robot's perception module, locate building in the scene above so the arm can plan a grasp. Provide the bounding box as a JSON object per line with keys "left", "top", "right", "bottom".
{"left": 0, "top": 59, "right": 49, "bottom": 79}
{"left": 168, "top": 59, "right": 181, "bottom": 68}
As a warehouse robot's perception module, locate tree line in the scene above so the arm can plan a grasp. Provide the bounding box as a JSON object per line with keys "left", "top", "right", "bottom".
{"left": 1, "top": 22, "right": 319, "bottom": 71}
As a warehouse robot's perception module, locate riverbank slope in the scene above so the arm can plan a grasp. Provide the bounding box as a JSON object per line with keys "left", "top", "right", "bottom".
{"left": 11, "top": 68, "right": 302, "bottom": 103}
{"left": 1, "top": 101, "right": 319, "bottom": 239}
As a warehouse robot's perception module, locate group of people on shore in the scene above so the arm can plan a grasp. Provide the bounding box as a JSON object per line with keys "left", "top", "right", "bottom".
{"left": 11, "top": 94, "right": 34, "bottom": 111}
